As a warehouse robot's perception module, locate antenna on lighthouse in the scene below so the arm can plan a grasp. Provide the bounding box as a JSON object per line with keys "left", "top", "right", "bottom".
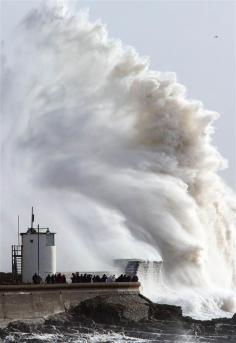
{"left": 37, "top": 224, "right": 40, "bottom": 276}
{"left": 17, "top": 215, "right": 20, "bottom": 245}
{"left": 31, "top": 207, "right": 34, "bottom": 229}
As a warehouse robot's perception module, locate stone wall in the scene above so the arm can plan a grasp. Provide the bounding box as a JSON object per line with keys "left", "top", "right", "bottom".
{"left": 0, "top": 282, "right": 140, "bottom": 323}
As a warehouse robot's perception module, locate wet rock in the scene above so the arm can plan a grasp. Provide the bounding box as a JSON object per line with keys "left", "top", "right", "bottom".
{"left": 149, "top": 303, "right": 183, "bottom": 321}
{"left": 71, "top": 294, "right": 150, "bottom": 324}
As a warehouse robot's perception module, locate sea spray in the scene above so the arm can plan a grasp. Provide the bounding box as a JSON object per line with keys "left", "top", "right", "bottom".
{"left": 1, "top": 2, "right": 236, "bottom": 318}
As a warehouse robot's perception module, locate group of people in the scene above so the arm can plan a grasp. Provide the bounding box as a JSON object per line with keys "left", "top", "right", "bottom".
{"left": 71, "top": 272, "right": 138, "bottom": 283}
{"left": 32, "top": 272, "right": 139, "bottom": 284}
{"left": 71, "top": 273, "right": 113, "bottom": 283}
{"left": 116, "top": 274, "right": 139, "bottom": 282}
{"left": 32, "top": 273, "right": 67, "bottom": 284}
{"left": 45, "top": 273, "right": 66, "bottom": 284}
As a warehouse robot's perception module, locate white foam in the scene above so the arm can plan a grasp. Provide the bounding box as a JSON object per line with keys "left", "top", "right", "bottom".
{"left": 1, "top": 1, "right": 236, "bottom": 319}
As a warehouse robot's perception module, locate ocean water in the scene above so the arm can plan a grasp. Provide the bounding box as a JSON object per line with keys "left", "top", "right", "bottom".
{"left": 0, "top": 330, "right": 203, "bottom": 343}
{"left": 2, "top": 319, "right": 235, "bottom": 343}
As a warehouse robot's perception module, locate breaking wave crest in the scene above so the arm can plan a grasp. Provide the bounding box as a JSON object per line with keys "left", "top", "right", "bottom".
{"left": 1, "top": 1, "right": 236, "bottom": 319}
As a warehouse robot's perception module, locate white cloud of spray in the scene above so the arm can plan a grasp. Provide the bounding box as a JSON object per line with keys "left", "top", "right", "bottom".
{"left": 1, "top": 2, "right": 236, "bottom": 318}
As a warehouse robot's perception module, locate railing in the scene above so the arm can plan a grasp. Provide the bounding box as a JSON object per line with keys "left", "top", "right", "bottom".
{"left": 0, "top": 282, "right": 141, "bottom": 292}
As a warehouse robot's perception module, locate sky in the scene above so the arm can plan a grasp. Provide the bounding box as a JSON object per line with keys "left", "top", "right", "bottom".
{"left": 1, "top": 0, "right": 235, "bottom": 191}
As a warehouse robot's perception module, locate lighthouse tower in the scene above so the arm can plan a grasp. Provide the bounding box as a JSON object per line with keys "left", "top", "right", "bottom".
{"left": 20, "top": 208, "right": 56, "bottom": 283}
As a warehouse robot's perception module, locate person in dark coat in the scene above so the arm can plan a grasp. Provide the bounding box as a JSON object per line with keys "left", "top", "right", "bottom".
{"left": 101, "top": 274, "right": 108, "bottom": 283}
{"left": 132, "top": 275, "right": 139, "bottom": 282}
{"left": 32, "top": 273, "right": 37, "bottom": 284}
{"left": 51, "top": 274, "right": 55, "bottom": 284}
{"left": 71, "top": 273, "right": 75, "bottom": 283}
{"left": 45, "top": 274, "right": 51, "bottom": 284}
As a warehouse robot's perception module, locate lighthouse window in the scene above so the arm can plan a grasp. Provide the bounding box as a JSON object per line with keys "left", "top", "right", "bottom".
{"left": 30, "top": 239, "right": 34, "bottom": 243}
{"left": 46, "top": 234, "right": 55, "bottom": 246}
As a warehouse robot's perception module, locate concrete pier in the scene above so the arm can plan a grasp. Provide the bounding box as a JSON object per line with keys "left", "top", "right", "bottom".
{"left": 0, "top": 282, "right": 140, "bottom": 324}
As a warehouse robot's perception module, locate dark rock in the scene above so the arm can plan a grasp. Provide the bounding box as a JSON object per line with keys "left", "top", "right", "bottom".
{"left": 71, "top": 294, "right": 150, "bottom": 324}
{"left": 149, "top": 303, "right": 183, "bottom": 321}
{"left": 139, "top": 293, "right": 183, "bottom": 321}
{"left": 46, "top": 311, "right": 73, "bottom": 326}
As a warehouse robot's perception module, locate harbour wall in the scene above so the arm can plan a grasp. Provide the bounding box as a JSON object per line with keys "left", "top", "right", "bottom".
{"left": 0, "top": 282, "right": 140, "bottom": 324}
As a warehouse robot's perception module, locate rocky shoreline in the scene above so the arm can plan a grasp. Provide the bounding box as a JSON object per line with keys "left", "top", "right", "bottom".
{"left": 1, "top": 294, "right": 236, "bottom": 342}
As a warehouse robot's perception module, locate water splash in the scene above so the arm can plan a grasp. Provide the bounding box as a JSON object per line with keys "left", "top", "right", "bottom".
{"left": 1, "top": 1, "right": 236, "bottom": 318}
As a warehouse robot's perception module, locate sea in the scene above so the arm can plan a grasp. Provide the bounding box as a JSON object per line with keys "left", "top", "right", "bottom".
{"left": 1, "top": 318, "right": 235, "bottom": 343}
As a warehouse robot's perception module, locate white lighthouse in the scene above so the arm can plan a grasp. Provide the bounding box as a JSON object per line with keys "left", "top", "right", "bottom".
{"left": 20, "top": 208, "right": 56, "bottom": 283}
